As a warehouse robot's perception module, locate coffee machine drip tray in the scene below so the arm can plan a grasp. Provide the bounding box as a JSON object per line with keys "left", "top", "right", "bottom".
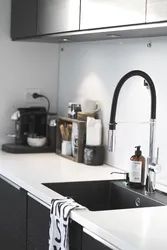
{"left": 2, "top": 144, "right": 55, "bottom": 154}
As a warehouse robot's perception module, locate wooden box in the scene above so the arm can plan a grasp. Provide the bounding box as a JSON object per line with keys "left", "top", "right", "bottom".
{"left": 56, "top": 116, "right": 86, "bottom": 163}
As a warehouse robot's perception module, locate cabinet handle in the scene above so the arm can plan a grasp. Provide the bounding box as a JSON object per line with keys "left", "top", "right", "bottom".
{"left": 0, "top": 175, "right": 20, "bottom": 190}
{"left": 83, "top": 228, "right": 119, "bottom": 250}
{"left": 28, "top": 193, "right": 50, "bottom": 209}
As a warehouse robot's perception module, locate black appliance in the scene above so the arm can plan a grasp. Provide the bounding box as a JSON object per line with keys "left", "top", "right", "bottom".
{"left": 2, "top": 107, "right": 57, "bottom": 154}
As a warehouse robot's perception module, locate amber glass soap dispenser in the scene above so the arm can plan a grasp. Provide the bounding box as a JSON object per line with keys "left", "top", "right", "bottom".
{"left": 129, "top": 146, "right": 145, "bottom": 188}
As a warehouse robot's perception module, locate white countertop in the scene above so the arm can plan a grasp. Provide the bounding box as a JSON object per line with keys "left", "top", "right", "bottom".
{"left": 77, "top": 206, "right": 167, "bottom": 250}
{"left": 0, "top": 151, "right": 167, "bottom": 250}
{"left": 0, "top": 152, "right": 123, "bottom": 204}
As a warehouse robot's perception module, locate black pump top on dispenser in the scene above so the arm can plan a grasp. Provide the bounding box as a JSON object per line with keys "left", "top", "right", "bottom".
{"left": 135, "top": 146, "right": 142, "bottom": 157}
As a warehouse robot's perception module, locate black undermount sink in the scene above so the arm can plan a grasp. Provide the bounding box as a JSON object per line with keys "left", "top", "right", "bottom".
{"left": 43, "top": 180, "right": 167, "bottom": 211}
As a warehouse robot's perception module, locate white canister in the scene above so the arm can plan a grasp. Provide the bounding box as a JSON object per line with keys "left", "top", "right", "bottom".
{"left": 86, "top": 117, "right": 102, "bottom": 146}
{"left": 61, "top": 141, "right": 72, "bottom": 156}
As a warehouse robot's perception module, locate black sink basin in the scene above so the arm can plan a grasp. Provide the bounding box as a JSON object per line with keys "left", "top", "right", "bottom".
{"left": 43, "top": 180, "right": 167, "bottom": 211}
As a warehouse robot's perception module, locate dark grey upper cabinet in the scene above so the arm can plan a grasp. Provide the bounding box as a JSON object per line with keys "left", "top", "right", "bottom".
{"left": 80, "top": 0, "right": 146, "bottom": 30}
{"left": 37, "top": 0, "right": 80, "bottom": 35}
{"left": 11, "top": 0, "right": 38, "bottom": 39}
{"left": 146, "top": 0, "right": 167, "bottom": 22}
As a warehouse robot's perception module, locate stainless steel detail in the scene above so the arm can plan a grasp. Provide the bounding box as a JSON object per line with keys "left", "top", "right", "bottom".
{"left": 0, "top": 175, "right": 20, "bottom": 190}
{"left": 28, "top": 193, "right": 50, "bottom": 209}
{"left": 7, "top": 134, "right": 16, "bottom": 138}
{"left": 146, "top": 120, "right": 159, "bottom": 193}
{"left": 146, "top": 146, "right": 160, "bottom": 193}
{"left": 156, "top": 147, "right": 159, "bottom": 164}
{"left": 81, "top": 0, "right": 145, "bottom": 30}
{"left": 146, "top": 119, "right": 159, "bottom": 193}
{"left": 49, "top": 119, "right": 57, "bottom": 126}
{"left": 146, "top": 168, "right": 156, "bottom": 193}
{"left": 148, "top": 119, "right": 155, "bottom": 165}
{"left": 135, "top": 197, "right": 141, "bottom": 207}
{"left": 37, "top": 0, "right": 80, "bottom": 35}
{"left": 108, "top": 130, "right": 116, "bottom": 152}
{"left": 109, "top": 120, "right": 156, "bottom": 154}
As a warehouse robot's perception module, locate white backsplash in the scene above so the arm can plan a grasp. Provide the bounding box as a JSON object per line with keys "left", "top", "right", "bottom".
{"left": 58, "top": 37, "right": 167, "bottom": 184}
{"left": 0, "top": 0, "right": 59, "bottom": 145}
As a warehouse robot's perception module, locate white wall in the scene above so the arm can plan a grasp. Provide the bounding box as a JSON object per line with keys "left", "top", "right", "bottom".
{"left": 0, "top": 0, "right": 59, "bottom": 145}
{"left": 58, "top": 37, "right": 167, "bottom": 184}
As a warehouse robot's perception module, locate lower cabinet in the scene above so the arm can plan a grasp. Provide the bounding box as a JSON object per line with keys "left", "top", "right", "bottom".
{"left": 27, "top": 194, "right": 83, "bottom": 250}
{"left": 82, "top": 230, "right": 112, "bottom": 250}
{"left": 0, "top": 175, "right": 27, "bottom": 250}
{"left": 69, "top": 220, "right": 82, "bottom": 250}
{"left": 0, "top": 175, "right": 83, "bottom": 250}
{"left": 27, "top": 195, "right": 50, "bottom": 250}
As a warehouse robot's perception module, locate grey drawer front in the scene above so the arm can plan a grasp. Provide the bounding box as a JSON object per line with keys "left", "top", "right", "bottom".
{"left": 81, "top": 0, "right": 146, "bottom": 30}
{"left": 11, "top": 0, "right": 37, "bottom": 39}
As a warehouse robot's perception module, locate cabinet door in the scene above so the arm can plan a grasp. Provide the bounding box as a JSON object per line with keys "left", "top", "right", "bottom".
{"left": 37, "top": 0, "right": 80, "bottom": 35}
{"left": 82, "top": 231, "right": 112, "bottom": 250}
{"left": 0, "top": 176, "right": 26, "bottom": 250}
{"left": 81, "top": 0, "right": 146, "bottom": 30}
{"left": 11, "top": 0, "right": 38, "bottom": 39}
{"left": 146, "top": 0, "right": 167, "bottom": 23}
{"left": 27, "top": 195, "right": 82, "bottom": 250}
{"left": 27, "top": 195, "right": 50, "bottom": 250}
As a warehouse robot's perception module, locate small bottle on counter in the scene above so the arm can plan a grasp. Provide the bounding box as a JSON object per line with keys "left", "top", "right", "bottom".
{"left": 68, "top": 102, "right": 81, "bottom": 119}
{"left": 129, "top": 146, "right": 145, "bottom": 188}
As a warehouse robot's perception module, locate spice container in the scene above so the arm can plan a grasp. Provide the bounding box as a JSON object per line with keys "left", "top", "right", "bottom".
{"left": 62, "top": 141, "right": 72, "bottom": 156}
{"left": 68, "top": 103, "right": 81, "bottom": 119}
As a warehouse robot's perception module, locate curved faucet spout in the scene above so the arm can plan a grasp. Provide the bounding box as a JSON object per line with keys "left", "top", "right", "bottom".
{"left": 108, "top": 70, "right": 157, "bottom": 163}
{"left": 109, "top": 70, "right": 156, "bottom": 131}
{"left": 108, "top": 70, "right": 158, "bottom": 193}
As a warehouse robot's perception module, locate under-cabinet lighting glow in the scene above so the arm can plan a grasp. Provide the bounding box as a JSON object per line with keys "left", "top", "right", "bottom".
{"left": 106, "top": 34, "right": 121, "bottom": 38}
{"left": 62, "top": 38, "right": 70, "bottom": 42}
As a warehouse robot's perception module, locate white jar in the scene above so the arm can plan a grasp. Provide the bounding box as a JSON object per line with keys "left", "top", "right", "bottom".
{"left": 61, "top": 141, "right": 72, "bottom": 156}
{"left": 86, "top": 117, "right": 102, "bottom": 146}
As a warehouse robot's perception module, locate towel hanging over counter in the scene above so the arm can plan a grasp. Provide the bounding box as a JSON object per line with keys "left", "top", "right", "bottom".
{"left": 49, "top": 198, "right": 84, "bottom": 250}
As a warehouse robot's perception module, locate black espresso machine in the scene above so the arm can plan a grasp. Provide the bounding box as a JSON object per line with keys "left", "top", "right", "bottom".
{"left": 2, "top": 107, "right": 57, "bottom": 154}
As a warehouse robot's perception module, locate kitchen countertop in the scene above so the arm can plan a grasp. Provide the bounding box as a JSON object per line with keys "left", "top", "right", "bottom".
{"left": 0, "top": 151, "right": 167, "bottom": 250}
{"left": 0, "top": 151, "right": 123, "bottom": 204}
{"left": 78, "top": 206, "right": 167, "bottom": 250}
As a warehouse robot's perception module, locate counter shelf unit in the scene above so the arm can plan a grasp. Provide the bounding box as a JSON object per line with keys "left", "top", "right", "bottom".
{"left": 56, "top": 116, "right": 86, "bottom": 163}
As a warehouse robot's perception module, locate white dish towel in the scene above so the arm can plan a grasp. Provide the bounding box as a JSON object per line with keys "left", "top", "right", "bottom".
{"left": 49, "top": 198, "right": 84, "bottom": 250}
